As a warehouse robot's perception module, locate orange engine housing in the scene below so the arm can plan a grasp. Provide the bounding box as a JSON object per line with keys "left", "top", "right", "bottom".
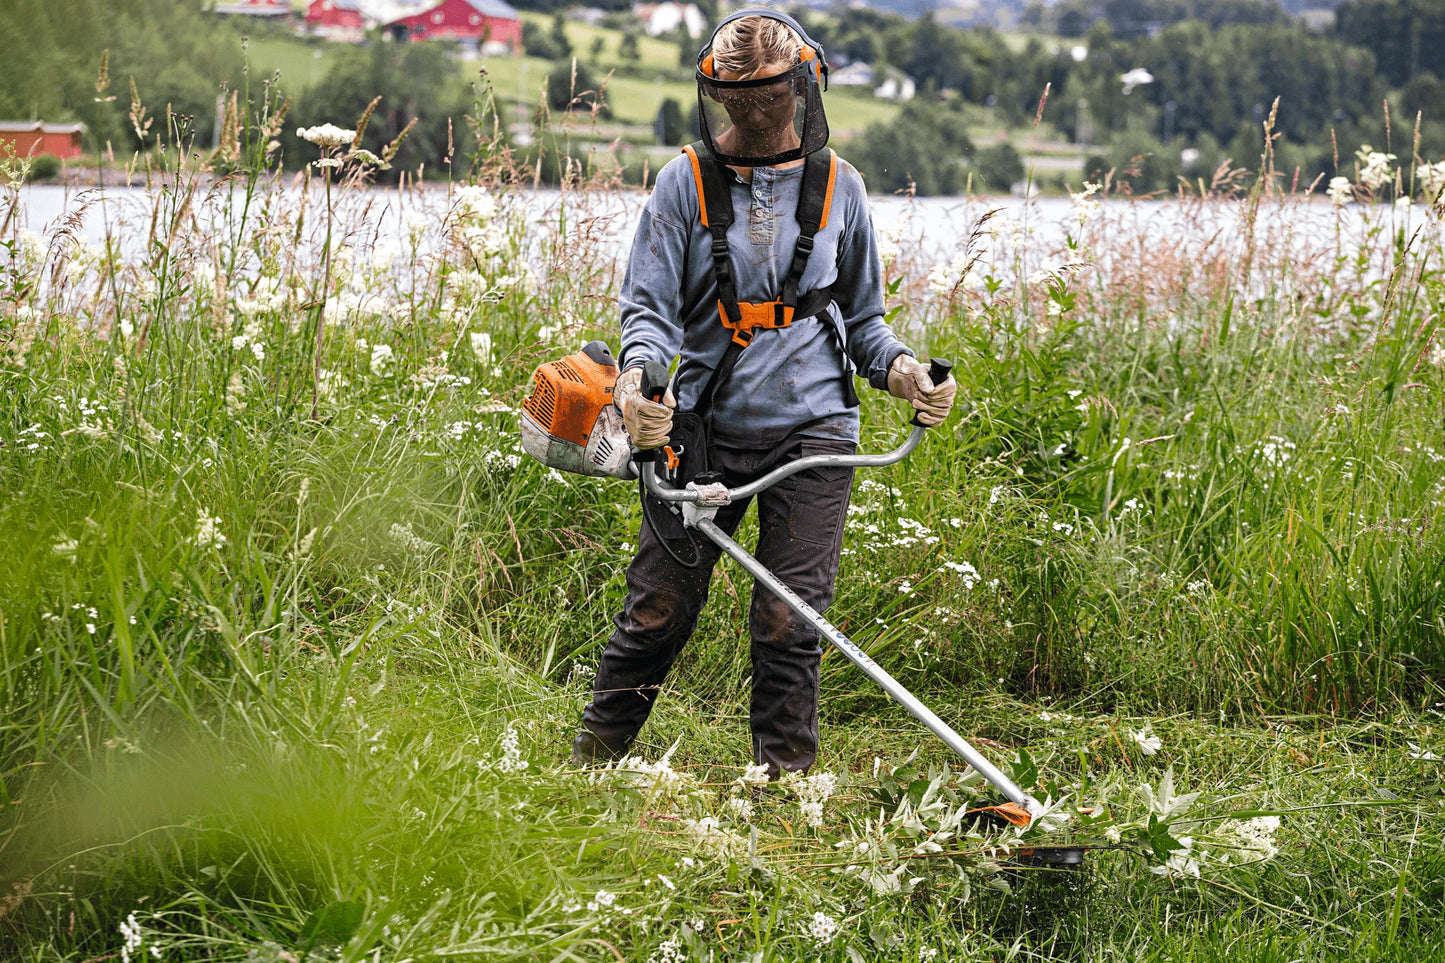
{"left": 520, "top": 341, "right": 634, "bottom": 478}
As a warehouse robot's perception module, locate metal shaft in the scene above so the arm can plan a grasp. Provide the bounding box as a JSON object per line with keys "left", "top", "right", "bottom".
{"left": 694, "top": 517, "right": 1045, "bottom": 819}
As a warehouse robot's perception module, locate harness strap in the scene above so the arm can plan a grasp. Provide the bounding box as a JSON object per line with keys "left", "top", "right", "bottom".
{"left": 682, "top": 141, "right": 857, "bottom": 416}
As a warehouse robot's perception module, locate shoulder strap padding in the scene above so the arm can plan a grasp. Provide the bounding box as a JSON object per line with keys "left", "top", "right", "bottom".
{"left": 682, "top": 141, "right": 734, "bottom": 233}
{"left": 798, "top": 148, "right": 838, "bottom": 234}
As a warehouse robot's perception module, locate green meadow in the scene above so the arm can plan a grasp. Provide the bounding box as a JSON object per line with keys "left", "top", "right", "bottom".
{"left": 0, "top": 90, "right": 1442, "bottom": 962}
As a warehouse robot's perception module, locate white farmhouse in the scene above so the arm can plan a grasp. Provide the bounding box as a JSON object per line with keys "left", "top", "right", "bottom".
{"left": 633, "top": 2, "right": 706, "bottom": 39}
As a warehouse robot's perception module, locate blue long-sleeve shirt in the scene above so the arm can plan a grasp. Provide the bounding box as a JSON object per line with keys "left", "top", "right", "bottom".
{"left": 617, "top": 152, "right": 912, "bottom": 449}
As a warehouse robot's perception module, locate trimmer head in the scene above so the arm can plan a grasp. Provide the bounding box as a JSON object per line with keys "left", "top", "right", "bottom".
{"left": 966, "top": 801, "right": 1034, "bottom": 828}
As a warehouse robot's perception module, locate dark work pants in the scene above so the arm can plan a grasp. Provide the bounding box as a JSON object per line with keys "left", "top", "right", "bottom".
{"left": 579, "top": 432, "right": 856, "bottom": 776}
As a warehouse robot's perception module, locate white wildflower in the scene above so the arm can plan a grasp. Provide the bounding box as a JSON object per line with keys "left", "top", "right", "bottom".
{"left": 683, "top": 816, "right": 747, "bottom": 857}
{"left": 736, "top": 763, "right": 771, "bottom": 786}
{"left": 1327, "top": 176, "right": 1354, "bottom": 207}
{"left": 1131, "top": 726, "right": 1162, "bottom": 756}
{"left": 225, "top": 371, "right": 247, "bottom": 414}
{"left": 296, "top": 123, "right": 355, "bottom": 148}
{"left": 387, "top": 522, "right": 436, "bottom": 557}
{"left": 454, "top": 184, "right": 498, "bottom": 225}
{"left": 1224, "top": 814, "right": 1281, "bottom": 860}
{"left": 926, "top": 249, "right": 977, "bottom": 298}
{"left": 799, "top": 800, "right": 824, "bottom": 828}
{"left": 52, "top": 537, "right": 78, "bottom": 557}
{"left": 194, "top": 509, "right": 227, "bottom": 551}
{"left": 648, "top": 938, "right": 685, "bottom": 963}
{"left": 940, "top": 559, "right": 980, "bottom": 590}
{"left": 370, "top": 343, "right": 394, "bottom": 376}
{"left": 1070, "top": 180, "right": 1102, "bottom": 226}
{"left": 724, "top": 795, "right": 755, "bottom": 822}
{"left": 1253, "top": 435, "right": 1296, "bottom": 468}
{"left": 808, "top": 911, "right": 839, "bottom": 945}
{"left": 470, "top": 331, "right": 492, "bottom": 364}
{"left": 1417, "top": 161, "right": 1445, "bottom": 203}
{"left": 119, "top": 912, "right": 143, "bottom": 963}
{"left": 586, "top": 889, "right": 616, "bottom": 913}
{"left": 496, "top": 724, "right": 529, "bottom": 773}
{"left": 1355, "top": 146, "right": 1396, "bottom": 191}
{"left": 1150, "top": 836, "right": 1201, "bottom": 878}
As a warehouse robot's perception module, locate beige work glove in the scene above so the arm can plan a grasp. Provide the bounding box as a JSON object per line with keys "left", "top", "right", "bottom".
{"left": 613, "top": 365, "right": 677, "bottom": 449}
{"left": 887, "top": 354, "right": 957, "bottom": 427}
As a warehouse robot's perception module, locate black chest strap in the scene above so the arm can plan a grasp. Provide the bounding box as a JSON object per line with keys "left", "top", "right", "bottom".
{"left": 681, "top": 142, "right": 858, "bottom": 415}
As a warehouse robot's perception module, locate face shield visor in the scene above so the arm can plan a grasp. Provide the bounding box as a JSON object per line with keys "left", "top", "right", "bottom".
{"left": 695, "top": 20, "right": 829, "bottom": 167}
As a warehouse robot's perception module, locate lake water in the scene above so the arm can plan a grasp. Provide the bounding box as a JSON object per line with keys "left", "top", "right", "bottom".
{"left": 6, "top": 180, "right": 1422, "bottom": 284}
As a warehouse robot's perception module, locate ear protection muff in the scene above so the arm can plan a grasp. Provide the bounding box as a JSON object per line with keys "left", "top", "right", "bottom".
{"left": 696, "top": 9, "right": 829, "bottom": 88}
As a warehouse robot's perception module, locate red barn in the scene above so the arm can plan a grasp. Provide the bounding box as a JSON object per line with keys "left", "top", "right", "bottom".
{"left": 307, "top": 0, "right": 367, "bottom": 41}
{"left": 387, "top": 0, "right": 521, "bottom": 51}
{"left": 0, "top": 122, "right": 85, "bottom": 159}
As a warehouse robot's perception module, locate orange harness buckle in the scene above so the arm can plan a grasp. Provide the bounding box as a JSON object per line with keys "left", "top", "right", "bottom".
{"left": 718, "top": 300, "right": 795, "bottom": 346}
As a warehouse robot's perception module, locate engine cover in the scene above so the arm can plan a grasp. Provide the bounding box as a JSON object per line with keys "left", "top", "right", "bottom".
{"left": 520, "top": 341, "right": 636, "bottom": 479}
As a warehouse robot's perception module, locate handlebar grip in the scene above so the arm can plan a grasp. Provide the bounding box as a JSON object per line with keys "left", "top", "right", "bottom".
{"left": 911, "top": 357, "right": 954, "bottom": 428}
{"left": 640, "top": 360, "right": 671, "bottom": 403}
{"left": 928, "top": 357, "right": 953, "bottom": 386}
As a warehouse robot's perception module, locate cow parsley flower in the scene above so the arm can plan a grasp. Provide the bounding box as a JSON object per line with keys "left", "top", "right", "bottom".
{"left": 1226, "top": 814, "right": 1281, "bottom": 860}
{"left": 1417, "top": 161, "right": 1445, "bottom": 203}
{"left": 735, "top": 763, "right": 771, "bottom": 787}
{"left": 1327, "top": 176, "right": 1354, "bottom": 207}
{"left": 926, "top": 250, "right": 978, "bottom": 298}
{"left": 1355, "top": 146, "right": 1396, "bottom": 191}
{"left": 724, "top": 795, "right": 755, "bottom": 822}
{"left": 296, "top": 123, "right": 355, "bottom": 148}
{"left": 454, "top": 184, "right": 498, "bottom": 225}
{"left": 940, "top": 559, "right": 980, "bottom": 590}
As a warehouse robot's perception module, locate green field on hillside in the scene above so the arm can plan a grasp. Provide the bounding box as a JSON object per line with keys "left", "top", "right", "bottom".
{"left": 245, "top": 24, "right": 904, "bottom": 145}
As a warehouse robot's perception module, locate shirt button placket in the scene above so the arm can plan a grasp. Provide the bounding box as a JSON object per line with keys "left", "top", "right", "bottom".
{"left": 749, "top": 175, "right": 774, "bottom": 246}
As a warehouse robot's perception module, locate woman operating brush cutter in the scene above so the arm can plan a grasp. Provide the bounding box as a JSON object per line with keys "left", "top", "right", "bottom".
{"left": 572, "top": 9, "right": 958, "bottom": 778}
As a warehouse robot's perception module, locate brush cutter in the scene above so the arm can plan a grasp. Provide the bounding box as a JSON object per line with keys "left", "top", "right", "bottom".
{"left": 520, "top": 343, "right": 1046, "bottom": 828}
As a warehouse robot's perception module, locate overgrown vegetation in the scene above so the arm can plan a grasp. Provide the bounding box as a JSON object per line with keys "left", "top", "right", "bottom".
{"left": 1, "top": 80, "right": 1443, "bottom": 962}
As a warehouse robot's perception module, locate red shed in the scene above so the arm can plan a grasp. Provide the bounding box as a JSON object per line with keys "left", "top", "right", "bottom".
{"left": 387, "top": 0, "right": 521, "bottom": 51}
{"left": 307, "top": 0, "right": 367, "bottom": 41}
{"left": 0, "top": 122, "right": 85, "bottom": 160}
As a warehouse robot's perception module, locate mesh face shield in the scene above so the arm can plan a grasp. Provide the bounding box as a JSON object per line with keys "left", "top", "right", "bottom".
{"left": 694, "top": 10, "right": 830, "bottom": 168}
{"left": 695, "top": 61, "right": 828, "bottom": 167}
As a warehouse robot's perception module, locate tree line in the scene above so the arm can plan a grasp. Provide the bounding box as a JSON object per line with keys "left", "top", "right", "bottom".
{"left": 3, "top": 0, "right": 1443, "bottom": 195}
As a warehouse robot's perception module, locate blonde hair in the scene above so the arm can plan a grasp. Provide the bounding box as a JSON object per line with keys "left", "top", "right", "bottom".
{"left": 709, "top": 15, "right": 803, "bottom": 79}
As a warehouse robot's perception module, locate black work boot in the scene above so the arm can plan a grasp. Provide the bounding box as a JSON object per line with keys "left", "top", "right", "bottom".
{"left": 571, "top": 729, "right": 630, "bottom": 767}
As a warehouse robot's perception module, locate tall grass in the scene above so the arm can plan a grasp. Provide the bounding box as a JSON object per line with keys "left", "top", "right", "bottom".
{"left": 1, "top": 86, "right": 1442, "bottom": 961}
